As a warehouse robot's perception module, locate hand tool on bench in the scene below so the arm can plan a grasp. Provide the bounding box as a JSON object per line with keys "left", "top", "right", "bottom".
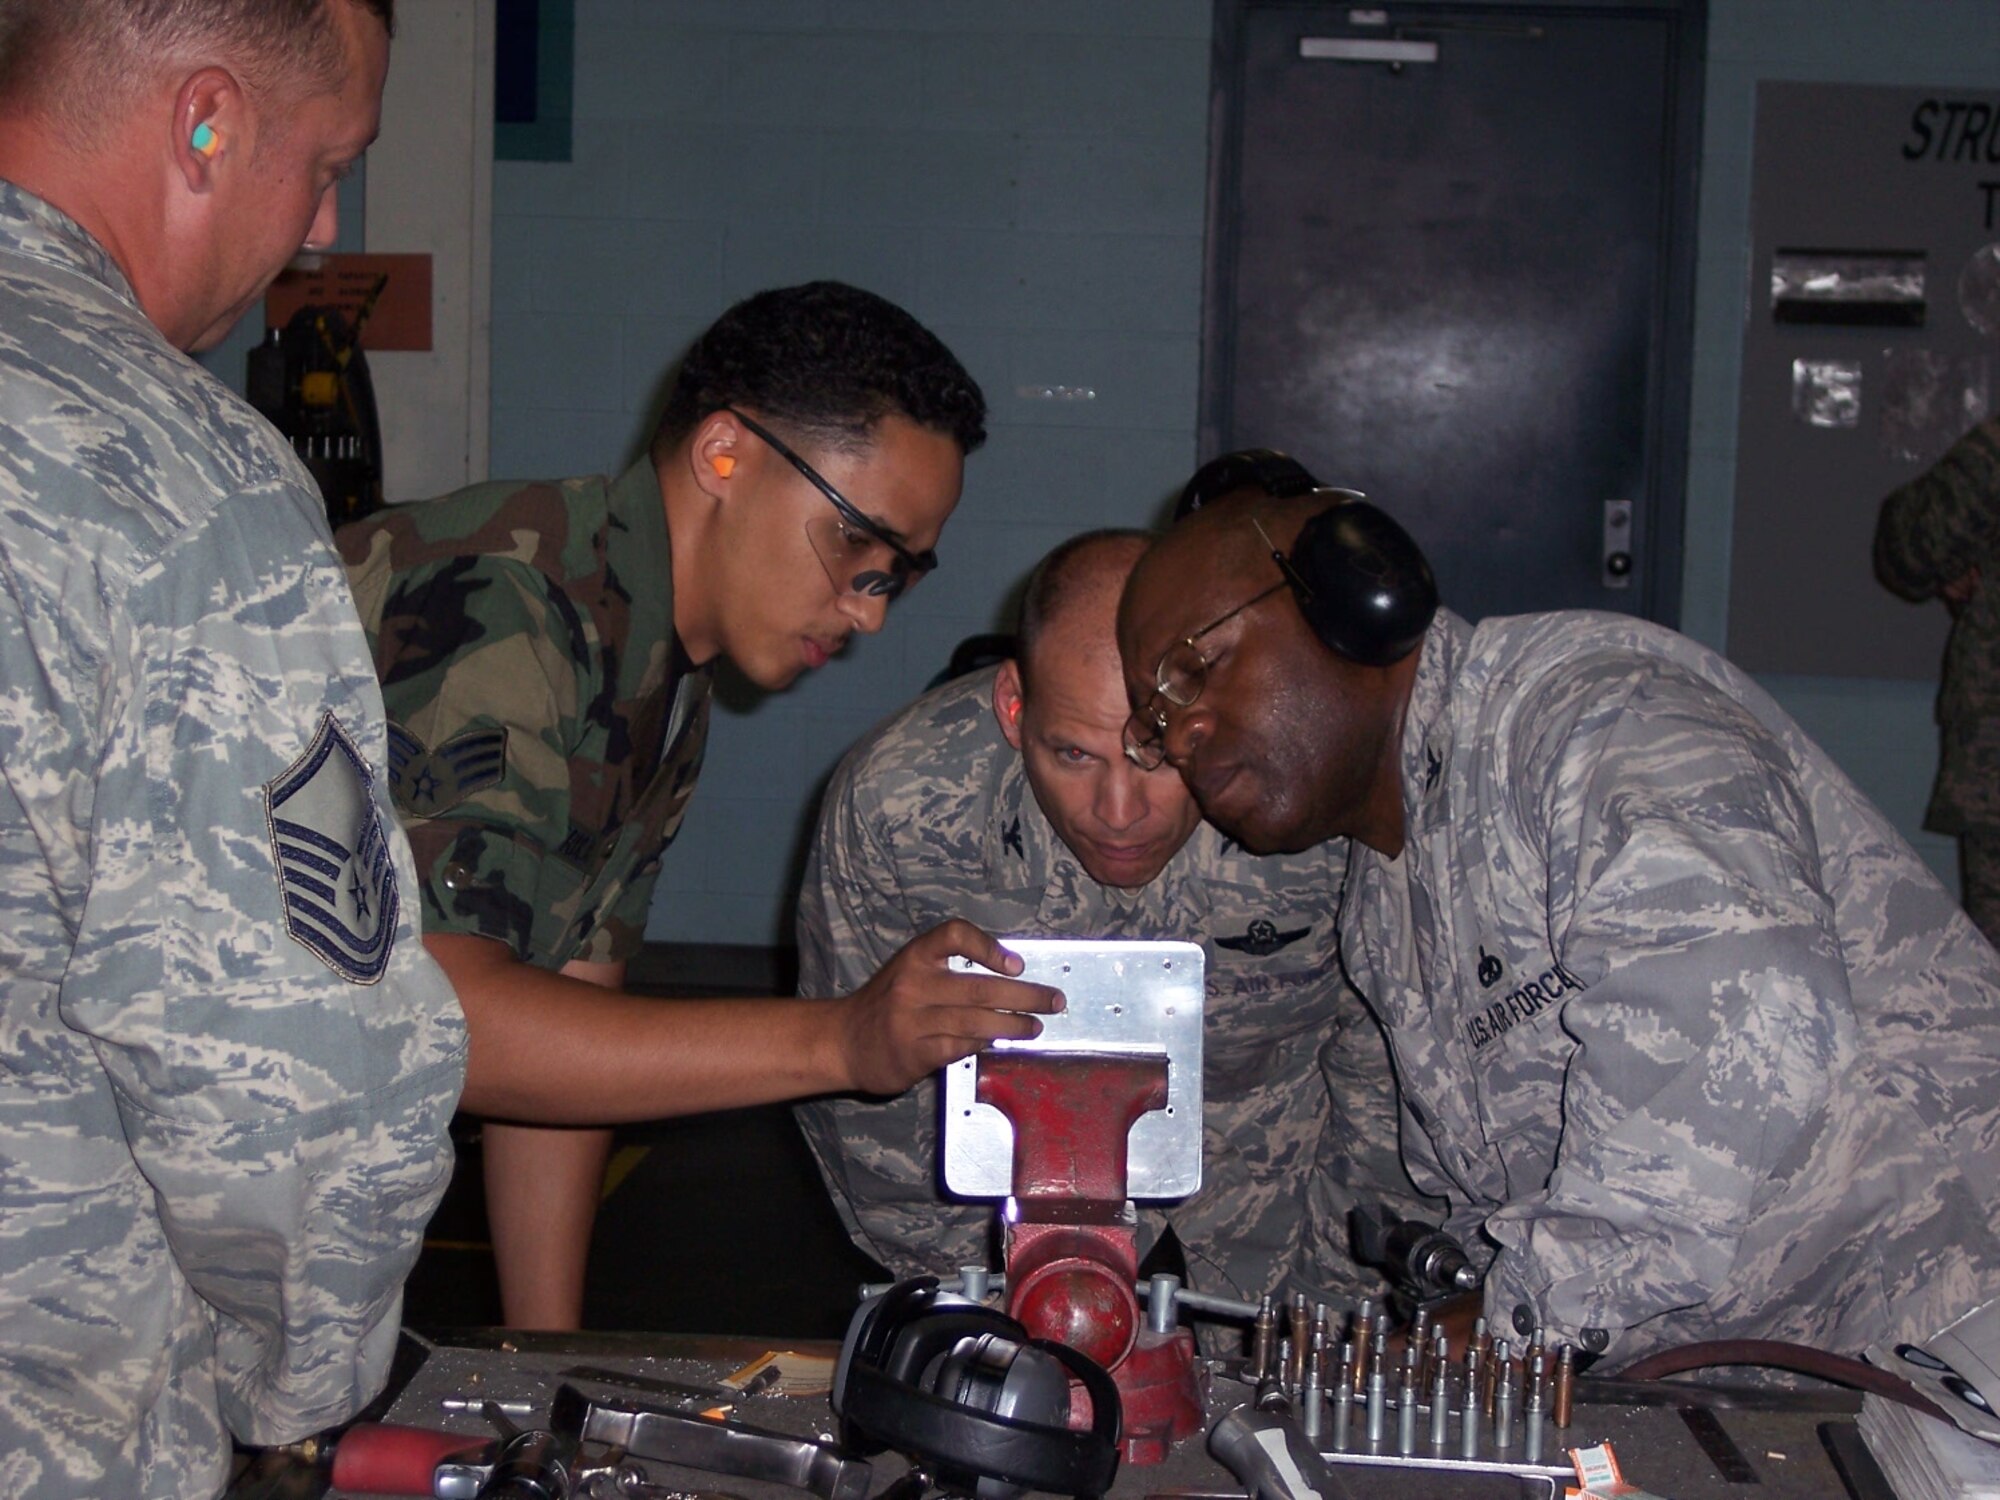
{"left": 549, "top": 1384, "right": 873, "bottom": 1500}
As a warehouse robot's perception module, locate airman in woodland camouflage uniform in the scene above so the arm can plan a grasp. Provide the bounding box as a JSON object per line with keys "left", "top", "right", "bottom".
{"left": 0, "top": 3, "right": 467, "bottom": 1495}
{"left": 1875, "top": 410, "right": 2000, "bottom": 942}
{"left": 1122, "top": 483, "right": 2000, "bottom": 1371}
{"left": 341, "top": 459, "right": 713, "bottom": 975}
{"left": 799, "top": 532, "right": 1433, "bottom": 1314}
{"left": 340, "top": 282, "right": 1059, "bottom": 1333}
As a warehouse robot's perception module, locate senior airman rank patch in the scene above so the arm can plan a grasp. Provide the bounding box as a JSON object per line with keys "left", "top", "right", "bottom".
{"left": 386, "top": 721, "right": 508, "bottom": 816}
{"left": 265, "top": 712, "right": 399, "bottom": 984}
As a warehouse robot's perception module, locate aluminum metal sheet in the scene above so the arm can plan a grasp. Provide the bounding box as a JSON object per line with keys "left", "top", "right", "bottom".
{"left": 942, "top": 938, "right": 1205, "bottom": 1199}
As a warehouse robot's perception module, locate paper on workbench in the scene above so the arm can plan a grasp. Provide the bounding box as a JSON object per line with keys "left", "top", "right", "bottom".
{"left": 1860, "top": 1394, "right": 2000, "bottom": 1499}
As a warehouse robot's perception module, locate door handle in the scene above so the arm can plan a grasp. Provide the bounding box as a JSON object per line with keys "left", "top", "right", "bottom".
{"left": 1603, "top": 500, "right": 1634, "bottom": 590}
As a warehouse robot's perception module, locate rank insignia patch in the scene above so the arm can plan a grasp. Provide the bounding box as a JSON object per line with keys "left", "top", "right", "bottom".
{"left": 387, "top": 722, "right": 507, "bottom": 816}
{"left": 265, "top": 712, "right": 399, "bottom": 984}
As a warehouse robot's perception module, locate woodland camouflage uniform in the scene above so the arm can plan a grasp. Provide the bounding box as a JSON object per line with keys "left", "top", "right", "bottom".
{"left": 339, "top": 457, "right": 710, "bottom": 968}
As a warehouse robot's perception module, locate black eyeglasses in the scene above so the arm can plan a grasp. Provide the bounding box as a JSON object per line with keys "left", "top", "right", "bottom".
{"left": 1121, "top": 519, "right": 1307, "bottom": 769}
{"left": 723, "top": 406, "right": 938, "bottom": 602}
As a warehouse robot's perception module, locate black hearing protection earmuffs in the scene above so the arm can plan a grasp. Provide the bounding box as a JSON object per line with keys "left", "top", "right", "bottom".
{"left": 832, "top": 1277, "right": 1122, "bottom": 1500}
{"left": 1173, "top": 448, "right": 1438, "bottom": 668}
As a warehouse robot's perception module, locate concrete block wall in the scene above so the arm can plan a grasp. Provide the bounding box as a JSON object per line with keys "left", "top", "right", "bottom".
{"left": 489, "top": 1, "right": 1212, "bottom": 944}
{"left": 487, "top": 0, "right": 2000, "bottom": 945}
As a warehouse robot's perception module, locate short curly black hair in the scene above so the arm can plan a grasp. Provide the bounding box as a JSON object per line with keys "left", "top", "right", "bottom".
{"left": 651, "top": 281, "right": 986, "bottom": 463}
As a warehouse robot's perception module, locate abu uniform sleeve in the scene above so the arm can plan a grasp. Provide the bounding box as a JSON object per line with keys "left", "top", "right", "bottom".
{"left": 796, "top": 754, "right": 910, "bottom": 999}
{"left": 1478, "top": 656, "right": 1849, "bottom": 1361}
{"left": 13, "top": 487, "right": 465, "bottom": 1490}
{"left": 794, "top": 752, "right": 992, "bottom": 1280}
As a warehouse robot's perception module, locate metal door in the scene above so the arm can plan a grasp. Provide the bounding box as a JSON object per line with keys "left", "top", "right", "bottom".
{"left": 1203, "top": 1, "right": 1704, "bottom": 624}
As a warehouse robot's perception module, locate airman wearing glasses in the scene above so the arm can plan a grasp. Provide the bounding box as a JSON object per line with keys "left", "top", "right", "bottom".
{"left": 337, "top": 281, "right": 1061, "bottom": 1331}
{"left": 1117, "top": 452, "right": 2000, "bottom": 1392}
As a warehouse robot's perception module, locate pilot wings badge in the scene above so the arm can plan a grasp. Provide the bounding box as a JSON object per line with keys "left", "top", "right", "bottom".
{"left": 1216, "top": 918, "right": 1311, "bottom": 957}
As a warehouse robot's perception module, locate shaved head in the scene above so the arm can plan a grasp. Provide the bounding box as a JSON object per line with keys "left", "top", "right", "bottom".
{"left": 0, "top": 0, "right": 392, "bottom": 142}
{"left": 996, "top": 527, "right": 1199, "bottom": 889}
{"left": 1016, "top": 528, "right": 1153, "bottom": 694}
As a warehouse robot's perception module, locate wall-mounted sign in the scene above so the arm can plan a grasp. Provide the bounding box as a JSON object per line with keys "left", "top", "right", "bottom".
{"left": 1728, "top": 82, "right": 1998, "bottom": 678}
{"left": 265, "top": 252, "right": 433, "bottom": 352}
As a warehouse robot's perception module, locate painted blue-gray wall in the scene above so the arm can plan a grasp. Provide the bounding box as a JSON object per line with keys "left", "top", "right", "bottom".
{"left": 485, "top": 0, "right": 1997, "bottom": 947}
{"left": 490, "top": 1, "right": 1211, "bottom": 943}
{"left": 1688, "top": 1, "right": 2000, "bottom": 892}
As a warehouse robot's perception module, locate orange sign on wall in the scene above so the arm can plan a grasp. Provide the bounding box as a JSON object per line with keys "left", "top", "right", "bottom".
{"left": 264, "top": 252, "right": 433, "bottom": 351}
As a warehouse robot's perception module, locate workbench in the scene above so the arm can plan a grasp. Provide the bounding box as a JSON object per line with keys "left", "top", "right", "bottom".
{"left": 226, "top": 1327, "right": 1900, "bottom": 1500}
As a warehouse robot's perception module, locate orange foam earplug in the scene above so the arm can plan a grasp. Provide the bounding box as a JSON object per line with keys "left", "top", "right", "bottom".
{"left": 712, "top": 455, "right": 735, "bottom": 478}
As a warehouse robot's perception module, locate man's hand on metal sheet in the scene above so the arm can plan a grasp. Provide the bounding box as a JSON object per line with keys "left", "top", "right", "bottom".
{"left": 834, "top": 920, "right": 1063, "bottom": 1096}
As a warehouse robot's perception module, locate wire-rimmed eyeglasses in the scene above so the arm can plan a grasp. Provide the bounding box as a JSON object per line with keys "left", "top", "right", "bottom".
{"left": 1121, "top": 518, "right": 1313, "bottom": 769}
{"left": 1120, "top": 579, "right": 1290, "bottom": 769}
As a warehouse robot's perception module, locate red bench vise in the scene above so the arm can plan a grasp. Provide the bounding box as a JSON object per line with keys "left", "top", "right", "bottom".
{"left": 943, "top": 940, "right": 1210, "bottom": 1465}
{"left": 975, "top": 1049, "right": 1205, "bottom": 1465}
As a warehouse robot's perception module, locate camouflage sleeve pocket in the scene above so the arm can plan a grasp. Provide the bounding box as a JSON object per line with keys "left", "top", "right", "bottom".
{"left": 408, "top": 818, "right": 550, "bottom": 961}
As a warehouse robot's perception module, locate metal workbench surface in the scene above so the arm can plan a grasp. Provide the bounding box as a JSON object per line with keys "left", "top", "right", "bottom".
{"left": 226, "top": 1326, "right": 1896, "bottom": 1500}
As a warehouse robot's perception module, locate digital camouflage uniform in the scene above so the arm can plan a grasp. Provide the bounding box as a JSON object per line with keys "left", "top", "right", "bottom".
{"left": 1875, "top": 411, "right": 2000, "bottom": 942}
{"left": 338, "top": 458, "right": 710, "bottom": 968}
{"left": 796, "top": 670, "right": 1435, "bottom": 1313}
{"left": 0, "top": 183, "right": 467, "bottom": 1499}
{"left": 1339, "top": 606, "right": 2000, "bottom": 1366}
